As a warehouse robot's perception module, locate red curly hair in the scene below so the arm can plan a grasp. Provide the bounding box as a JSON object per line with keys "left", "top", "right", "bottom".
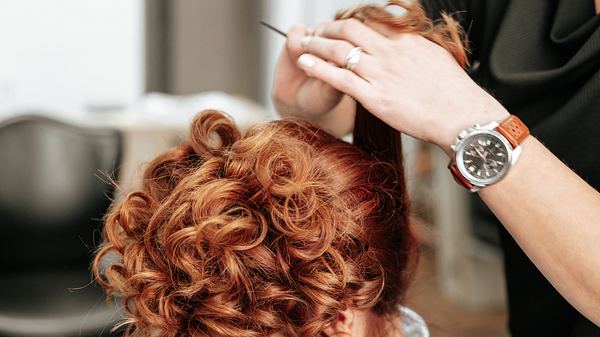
{"left": 93, "top": 1, "right": 469, "bottom": 337}
{"left": 94, "top": 110, "right": 416, "bottom": 337}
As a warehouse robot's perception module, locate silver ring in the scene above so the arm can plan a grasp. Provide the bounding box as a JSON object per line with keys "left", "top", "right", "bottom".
{"left": 344, "top": 47, "right": 363, "bottom": 71}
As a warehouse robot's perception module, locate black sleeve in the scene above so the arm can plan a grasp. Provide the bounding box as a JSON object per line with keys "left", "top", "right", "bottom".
{"left": 420, "top": 0, "right": 486, "bottom": 63}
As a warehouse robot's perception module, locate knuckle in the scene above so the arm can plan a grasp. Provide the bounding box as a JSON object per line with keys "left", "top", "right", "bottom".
{"left": 301, "top": 35, "right": 313, "bottom": 50}
{"left": 315, "top": 22, "right": 327, "bottom": 36}
{"left": 376, "top": 93, "right": 394, "bottom": 115}
{"left": 390, "top": 43, "right": 403, "bottom": 56}
{"left": 332, "top": 43, "right": 350, "bottom": 61}
{"left": 341, "top": 18, "right": 360, "bottom": 36}
{"left": 379, "top": 40, "right": 396, "bottom": 54}
{"left": 391, "top": 37, "right": 412, "bottom": 54}
{"left": 398, "top": 33, "right": 420, "bottom": 48}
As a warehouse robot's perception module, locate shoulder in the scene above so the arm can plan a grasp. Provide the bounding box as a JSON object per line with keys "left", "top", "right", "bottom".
{"left": 420, "top": 0, "right": 512, "bottom": 27}
{"left": 420, "top": 0, "right": 511, "bottom": 61}
{"left": 420, "top": 0, "right": 509, "bottom": 14}
{"left": 399, "top": 306, "right": 430, "bottom": 337}
{"left": 421, "top": 0, "right": 477, "bottom": 20}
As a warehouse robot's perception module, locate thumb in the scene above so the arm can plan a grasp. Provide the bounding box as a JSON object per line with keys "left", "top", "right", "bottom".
{"left": 286, "top": 24, "right": 311, "bottom": 59}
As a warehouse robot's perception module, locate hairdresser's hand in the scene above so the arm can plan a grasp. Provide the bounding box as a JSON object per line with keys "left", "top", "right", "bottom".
{"left": 272, "top": 24, "right": 346, "bottom": 119}
{"left": 295, "top": 19, "right": 509, "bottom": 154}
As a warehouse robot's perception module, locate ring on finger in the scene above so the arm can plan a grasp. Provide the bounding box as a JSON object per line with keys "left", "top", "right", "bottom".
{"left": 344, "top": 47, "right": 363, "bottom": 71}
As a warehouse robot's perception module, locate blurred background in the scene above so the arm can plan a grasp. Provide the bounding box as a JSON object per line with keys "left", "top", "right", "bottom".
{"left": 0, "top": 1, "right": 508, "bottom": 336}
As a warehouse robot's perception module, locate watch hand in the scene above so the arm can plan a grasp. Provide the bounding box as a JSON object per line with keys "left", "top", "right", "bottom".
{"left": 475, "top": 146, "right": 486, "bottom": 158}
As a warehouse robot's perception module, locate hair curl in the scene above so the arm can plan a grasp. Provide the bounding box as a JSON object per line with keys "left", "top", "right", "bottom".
{"left": 94, "top": 110, "right": 416, "bottom": 337}
{"left": 93, "top": 1, "right": 469, "bottom": 337}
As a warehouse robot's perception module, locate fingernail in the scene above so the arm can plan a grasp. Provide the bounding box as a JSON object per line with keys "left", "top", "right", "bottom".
{"left": 306, "top": 27, "right": 314, "bottom": 35}
{"left": 298, "top": 54, "right": 316, "bottom": 67}
{"left": 300, "top": 36, "right": 311, "bottom": 48}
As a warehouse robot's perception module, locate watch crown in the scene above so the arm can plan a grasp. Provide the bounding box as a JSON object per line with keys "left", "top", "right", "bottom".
{"left": 450, "top": 144, "right": 456, "bottom": 151}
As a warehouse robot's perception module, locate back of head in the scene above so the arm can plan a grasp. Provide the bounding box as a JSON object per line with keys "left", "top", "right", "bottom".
{"left": 94, "top": 110, "right": 416, "bottom": 337}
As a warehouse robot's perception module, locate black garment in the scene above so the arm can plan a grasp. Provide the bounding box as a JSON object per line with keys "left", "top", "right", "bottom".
{"left": 421, "top": 0, "right": 600, "bottom": 336}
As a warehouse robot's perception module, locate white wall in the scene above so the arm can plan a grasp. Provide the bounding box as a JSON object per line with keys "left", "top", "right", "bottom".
{"left": 0, "top": 0, "right": 144, "bottom": 116}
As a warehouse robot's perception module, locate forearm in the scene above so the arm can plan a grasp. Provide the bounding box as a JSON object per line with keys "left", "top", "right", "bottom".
{"left": 479, "top": 136, "right": 600, "bottom": 325}
{"left": 284, "top": 11, "right": 600, "bottom": 322}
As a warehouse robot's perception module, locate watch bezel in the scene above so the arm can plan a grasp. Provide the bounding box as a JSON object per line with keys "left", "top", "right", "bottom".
{"left": 455, "top": 129, "right": 513, "bottom": 187}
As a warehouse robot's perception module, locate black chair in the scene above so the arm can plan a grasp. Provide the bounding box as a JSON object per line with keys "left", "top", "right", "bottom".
{"left": 0, "top": 115, "right": 123, "bottom": 337}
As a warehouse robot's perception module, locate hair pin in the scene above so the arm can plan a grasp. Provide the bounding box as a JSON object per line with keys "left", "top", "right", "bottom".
{"left": 259, "top": 21, "right": 287, "bottom": 37}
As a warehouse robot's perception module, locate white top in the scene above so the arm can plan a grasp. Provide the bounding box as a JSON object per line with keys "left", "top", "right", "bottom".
{"left": 400, "top": 306, "right": 430, "bottom": 337}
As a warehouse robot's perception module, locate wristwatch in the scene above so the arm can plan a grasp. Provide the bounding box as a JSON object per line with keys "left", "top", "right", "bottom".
{"left": 448, "top": 115, "right": 530, "bottom": 192}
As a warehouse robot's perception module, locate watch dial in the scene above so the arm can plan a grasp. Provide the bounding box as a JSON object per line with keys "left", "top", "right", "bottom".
{"left": 461, "top": 133, "right": 509, "bottom": 180}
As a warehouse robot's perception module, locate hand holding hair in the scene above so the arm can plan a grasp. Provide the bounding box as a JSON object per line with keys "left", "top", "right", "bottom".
{"left": 273, "top": 0, "right": 600, "bottom": 327}
{"left": 293, "top": 1, "right": 509, "bottom": 154}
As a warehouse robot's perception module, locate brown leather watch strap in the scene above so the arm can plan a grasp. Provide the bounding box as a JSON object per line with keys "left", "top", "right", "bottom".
{"left": 448, "top": 162, "right": 475, "bottom": 191}
{"left": 496, "top": 115, "right": 530, "bottom": 148}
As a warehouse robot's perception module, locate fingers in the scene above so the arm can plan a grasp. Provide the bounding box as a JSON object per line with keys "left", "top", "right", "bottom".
{"left": 296, "top": 53, "right": 374, "bottom": 104}
{"left": 300, "top": 35, "right": 377, "bottom": 79}
{"left": 286, "top": 24, "right": 311, "bottom": 59}
{"left": 314, "top": 19, "right": 331, "bottom": 37}
{"left": 320, "top": 18, "right": 389, "bottom": 52}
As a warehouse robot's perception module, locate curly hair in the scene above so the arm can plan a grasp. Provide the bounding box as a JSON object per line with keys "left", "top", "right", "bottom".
{"left": 94, "top": 110, "right": 416, "bottom": 337}
{"left": 93, "top": 1, "right": 469, "bottom": 337}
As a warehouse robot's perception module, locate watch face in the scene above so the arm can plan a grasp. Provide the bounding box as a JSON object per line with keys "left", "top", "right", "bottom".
{"left": 456, "top": 131, "right": 511, "bottom": 186}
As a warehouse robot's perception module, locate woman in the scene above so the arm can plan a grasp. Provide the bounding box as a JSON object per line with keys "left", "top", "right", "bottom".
{"left": 93, "top": 110, "right": 425, "bottom": 337}
{"left": 92, "top": 3, "right": 479, "bottom": 337}
{"left": 272, "top": 0, "right": 600, "bottom": 335}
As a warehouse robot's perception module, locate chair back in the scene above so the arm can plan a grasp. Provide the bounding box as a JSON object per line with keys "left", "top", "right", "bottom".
{"left": 0, "top": 115, "right": 122, "bottom": 270}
